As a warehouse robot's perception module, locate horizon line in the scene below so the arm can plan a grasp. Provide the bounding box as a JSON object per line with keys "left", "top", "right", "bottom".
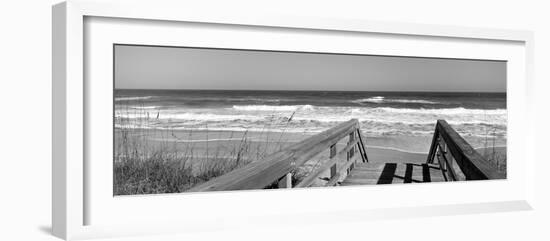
{"left": 113, "top": 88, "right": 507, "bottom": 94}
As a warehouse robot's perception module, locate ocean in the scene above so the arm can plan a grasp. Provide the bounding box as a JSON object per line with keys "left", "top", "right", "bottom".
{"left": 114, "top": 89, "right": 507, "bottom": 153}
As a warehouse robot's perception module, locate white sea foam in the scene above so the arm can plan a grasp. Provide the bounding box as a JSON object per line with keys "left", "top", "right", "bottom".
{"left": 352, "top": 107, "right": 506, "bottom": 115}
{"left": 352, "top": 96, "right": 385, "bottom": 103}
{"left": 232, "top": 104, "right": 315, "bottom": 112}
{"left": 115, "top": 96, "right": 155, "bottom": 101}
{"left": 116, "top": 106, "right": 507, "bottom": 126}
{"left": 127, "top": 106, "right": 162, "bottom": 110}
{"left": 391, "top": 99, "right": 439, "bottom": 104}
{"left": 352, "top": 96, "right": 439, "bottom": 104}
{"left": 115, "top": 104, "right": 507, "bottom": 141}
{"left": 114, "top": 91, "right": 507, "bottom": 154}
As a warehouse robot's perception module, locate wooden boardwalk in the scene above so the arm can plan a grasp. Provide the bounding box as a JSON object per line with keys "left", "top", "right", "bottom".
{"left": 340, "top": 162, "right": 445, "bottom": 186}
{"left": 189, "top": 119, "right": 504, "bottom": 192}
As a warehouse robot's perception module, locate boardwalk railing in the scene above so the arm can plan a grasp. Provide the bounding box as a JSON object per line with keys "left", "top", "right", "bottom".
{"left": 426, "top": 120, "right": 505, "bottom": 181}
{"left": 189, "top": 119, "right": 369, "bottom": 192}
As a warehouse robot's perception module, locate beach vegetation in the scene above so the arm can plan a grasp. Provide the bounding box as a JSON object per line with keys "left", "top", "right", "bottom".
{"left": 113, "top": 103, "right": 303, "bottom": 195}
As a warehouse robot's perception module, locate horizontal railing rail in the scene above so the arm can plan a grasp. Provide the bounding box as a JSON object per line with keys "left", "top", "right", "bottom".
{"left": 189, "top": 119, "right": 368, "bottom": 192}
{"left": 426, "top": 119, "right": 505, "bottom": 180}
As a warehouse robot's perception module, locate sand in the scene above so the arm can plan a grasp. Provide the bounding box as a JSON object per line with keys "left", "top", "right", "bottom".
{"left": 115, "top": 128, "right": 433, "bottom": 165}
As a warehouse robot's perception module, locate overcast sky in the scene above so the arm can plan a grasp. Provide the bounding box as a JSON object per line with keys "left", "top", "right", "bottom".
{"left": 114, "top": 45, "right": 506, "bottom": 92}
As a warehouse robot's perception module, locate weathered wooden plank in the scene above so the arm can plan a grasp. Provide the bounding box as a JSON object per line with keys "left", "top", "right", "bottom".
{"left": 342, "top": 176, "right": 445, "bottom": 185}
{"left": 349, "top": 169, "right": 443, "bottom": 180}
{"left": 349, "top": 167, "right": 443, "bottom": 182}
{"left": 353, "top": 163, "right": 441, "bottom": 172}
{"left": 351, "top": 163, "right": 387, "bottom": 170}
{"left": 189, "top": 119, "right": 361, "bottom": 192}
{"left": 341, "top": 178, "right": 382, "bottom": 185}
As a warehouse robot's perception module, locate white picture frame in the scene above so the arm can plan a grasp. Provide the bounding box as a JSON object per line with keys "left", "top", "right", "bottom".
{"left": 52, "top": 0, "right": 535, "bottom": 240}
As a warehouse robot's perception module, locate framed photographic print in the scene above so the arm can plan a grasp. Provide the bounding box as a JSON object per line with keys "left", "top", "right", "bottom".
{"left": 53, "top": 0, "right": 535, "bottom": 240}
{"left": 113, "top": 44, "right": 507, "bottom": 195}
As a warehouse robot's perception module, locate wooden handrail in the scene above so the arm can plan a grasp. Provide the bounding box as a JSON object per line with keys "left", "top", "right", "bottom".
{"left": 189, "top": 119, "right": 367, "bottom": 192}
{"left": 295, "top": 128, "right": 367, "bottom": 188}
{"left": 426, "top": 120, "right": 505, "bottom": 180}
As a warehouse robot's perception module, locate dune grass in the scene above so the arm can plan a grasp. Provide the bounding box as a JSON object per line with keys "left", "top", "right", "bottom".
{"left": 113, "top": 145, "right": 257, "bottom": 195}
{"left": 113, "top": 104, "right": 301, "bottom": 195}
{"left": 481, "top": 124, "right": 507, "bottom": 173}
{"left": 114, "top": 125, "right": 270, "bottom": 195}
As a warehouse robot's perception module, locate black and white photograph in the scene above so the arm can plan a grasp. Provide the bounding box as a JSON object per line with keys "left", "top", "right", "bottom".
{"left": 113, "top": 45, "right": 506, "bottom": 195}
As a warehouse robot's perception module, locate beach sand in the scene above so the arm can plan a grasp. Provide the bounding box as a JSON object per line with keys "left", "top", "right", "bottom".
{"left": 115, "top": 128, "right": 508, "bottom": 164}
{"left": 115, "top": 128, "right": 434, "bottom": 170}
{"left": 115, "top": 127, "right": 507, "bottom": 164}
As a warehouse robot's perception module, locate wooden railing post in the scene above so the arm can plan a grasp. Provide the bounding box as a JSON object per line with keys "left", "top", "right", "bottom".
{"left": 439, "top": 138, "right": 447, "bottom": 171}
{"left": 329, "top": 144, "right": 337, "bottom": 179}
{"left": 356, "top": 129, "right": 369, "bottom": 163}
{"left": 347, "top": 132, "right": 355, "bottom": 161}
{"left": 278, "top": 173, "right": 292, "bottom": 188}
{"left": 426, "top": 125, "right": 439, "bottom": 164}
{"left": 330, "top": 144, "right": 337, "bottom": 158}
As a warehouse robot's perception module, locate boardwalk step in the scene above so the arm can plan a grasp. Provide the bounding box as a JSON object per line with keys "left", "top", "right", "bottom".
{"left": 340, "top": 162, "right": 446, "bottom": 186}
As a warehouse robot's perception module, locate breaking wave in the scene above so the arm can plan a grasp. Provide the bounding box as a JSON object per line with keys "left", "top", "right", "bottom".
{"left": 352, "top": 96, "right": 439, "bottom": 104}
{"left": 232, "top": 105, "right": 315, "bottom": 112}
{"left": 115, "top": 96, "right": 155, "bottom": 101}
